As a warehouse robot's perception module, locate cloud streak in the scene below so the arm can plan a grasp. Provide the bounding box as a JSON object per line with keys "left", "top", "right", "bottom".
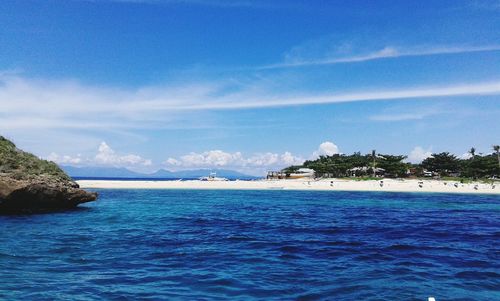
{"left": 262, "top": 45, "right": 500, "bottom": 69}
{"left": 1, "top": 74, "right": 500, "bottom": 131}
{"left": 83, "top": 0, "right": 267, "bottom": 8}
{"left": 369, "top": 107, "right": 442, "bottom": 122}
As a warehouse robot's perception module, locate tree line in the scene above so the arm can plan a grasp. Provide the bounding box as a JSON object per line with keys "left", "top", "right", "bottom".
{"left": 283, "top": 146, "right": 500, "bottom": 179}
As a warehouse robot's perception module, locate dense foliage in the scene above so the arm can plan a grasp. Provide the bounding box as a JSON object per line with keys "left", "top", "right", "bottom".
{"left": 0, "top": 136, "right": 71, "bottom": 181}
{"left": 420, "top": 152, "right": 461, "bottom": 176}
{"left": 291, "top": 152, "right": 410, "bottom": 178}
{"left": 460, "top": 154, "right": 499, "bottom": 179}
{"left": 284, "top": 147, "right": 500, "bottom": 179}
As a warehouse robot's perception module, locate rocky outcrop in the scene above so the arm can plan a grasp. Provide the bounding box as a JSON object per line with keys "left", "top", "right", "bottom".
{"left": 0, "top": 136, "right": 97, "bottom": 214}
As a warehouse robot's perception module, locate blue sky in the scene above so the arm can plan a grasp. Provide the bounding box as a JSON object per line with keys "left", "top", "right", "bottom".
{"left": 1, "top": 0, "right": 499, "bottom": 175}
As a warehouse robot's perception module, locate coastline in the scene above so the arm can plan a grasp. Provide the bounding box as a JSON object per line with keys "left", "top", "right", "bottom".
{"left": 77, "top": 178, "right": 500, "bottom": 195}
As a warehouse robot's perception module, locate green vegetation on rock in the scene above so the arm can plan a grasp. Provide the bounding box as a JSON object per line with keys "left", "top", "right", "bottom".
{"left": 1, "top": 135, "right": 96, "bottom": 214}
{"left": 0, "top": 136, "right": 71, "bottom": 182}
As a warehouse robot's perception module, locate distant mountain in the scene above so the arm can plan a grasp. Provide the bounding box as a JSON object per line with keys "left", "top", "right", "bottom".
{"left": 148, "top": 169, "right": 176, "bottom": 178}
{"left": 61, "top": 166, "right": 259, "bottom": 179}
{"left": 61, "top": 166, "right": 144, "bottom": 178}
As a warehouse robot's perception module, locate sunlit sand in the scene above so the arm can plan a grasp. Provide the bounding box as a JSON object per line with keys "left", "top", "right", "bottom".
{"left": 77, "top": 178, "right": 499, "bottom": 195}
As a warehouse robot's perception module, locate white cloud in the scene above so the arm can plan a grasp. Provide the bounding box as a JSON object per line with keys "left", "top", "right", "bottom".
{"left": 280, "top": 151, "right": 302, "bottom": 165}
{"left": 407, "top": 146, "right": 432, "bottom": 163}
{"left": 165, "top": 157, "right": 182, "bottom": 166}
{"left": 467, "top": 1, "right": 500, "bottom": 11}
{"left": 1, "top": 74, "right": 500, "bottom": 133}
{"left": 312, "top": 141, "right": 339, "bottom": 158}
{"left": 162, "top": 141, "right": 337, "bottom": 173}
{"left": 98, "top": 0, "right": 264, "bottom": 8}
{"left": 47, "top": 152, "right": 83, "bottom": 164}
{"left": 370, "top": 110, "right": 439, "bottom": 121}
{"left": 94, "top": 142, "right": 117, "bottom": 164}
{"left": 178, "top": 150, "right": 245, "bottom": 167}
{"left": 163, "top": 142, "right": 345, "bottom": 174}
{"left": 46, "top": 141, "right": 152, "bottom": 168}
{"left": 369, "top": 103, "right": 456, "bottom": 122}
{"left": 94, "top": 142, "right": 152, "bottom": 166}
{"left": 164, "top": 149, "right": 304, "bottom": 170}
{"left": 264, "top": 45, "right": 500, "bottom": 69}
{"left": 246, "top": 152, "right": 278, "bottom": 166}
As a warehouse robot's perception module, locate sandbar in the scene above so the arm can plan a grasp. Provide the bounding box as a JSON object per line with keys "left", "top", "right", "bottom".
{"left": 77, "top": 179, "right": 500, "bottom": 195}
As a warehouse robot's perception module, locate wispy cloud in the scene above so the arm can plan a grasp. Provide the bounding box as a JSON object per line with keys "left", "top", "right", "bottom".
{"left": 369, "top": 107, "right": 442, "bottom": 122}
{"left": 1, "top": 74, "right": 500, "bottom": 131}
{"left": 370, "top": 112, "right": 435, "bottom": 122}
{"left": 262, "top": 45, "right": 500, "bottom": 69}
{"left": 81, "top": 0, "right": 267, "bottom": 8}
{"left": 465, "top": 0, "right": 500, "bottom": 11}
{"left": 197, "top": 81, "right": 500, "bottom": 110}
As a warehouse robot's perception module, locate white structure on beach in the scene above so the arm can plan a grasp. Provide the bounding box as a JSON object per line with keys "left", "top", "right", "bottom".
{"left": 267, "top": 168, "right": 315, "bottom": 179}
{"left": 348, "top": 166, "right": 385, "bottom": 177}
{"left": 199, "top": 172, "right": 228, "bottom": 181}
{"left": 288, "top": 168, "right": 315, "bottom": 179}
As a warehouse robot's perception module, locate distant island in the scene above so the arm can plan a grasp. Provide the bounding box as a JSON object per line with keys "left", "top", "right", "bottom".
{"left": 75, "top": 147, "right": 499, "bottom": 195}
{"left": 2, "top": 134, "right": 498, "bottom": 197}
{"left": 61, "top": 148, "right": 500, "bottom": 181}
{"left": 73, "top": 146, "right": 500, "bottom": 194}
{"left": 61, "top": 166, "right": 258, "bottom": 180}
{"left": 0, "top": 136, "right": 97, "bottom": 214}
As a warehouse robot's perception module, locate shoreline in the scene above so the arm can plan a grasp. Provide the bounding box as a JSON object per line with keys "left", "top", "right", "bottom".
{"left": 77, "top": 178, "right": 500, "bottom": 195}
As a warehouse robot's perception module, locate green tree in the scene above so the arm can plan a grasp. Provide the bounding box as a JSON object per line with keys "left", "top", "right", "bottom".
{"left": 494, "top": 145, "right": 500, "bottom": 168}
{"left": 371, "top": 150, "right": 377, "bottom": 177}
{"left": 282, "top": 146, "right": 499, "bottom": 180}
{"left": 421, "top": 152, "right": 460, "bottom": 176}
{"left": 461, "top": 154, "right": 499, "bottom": 179}
{"left": 377, "top": 155, "right": 409, "bottom": 178}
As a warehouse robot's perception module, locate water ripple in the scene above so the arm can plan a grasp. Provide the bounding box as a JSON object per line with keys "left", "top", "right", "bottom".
{"left": 0, "top": 190, "right": 499, "bottom": 300}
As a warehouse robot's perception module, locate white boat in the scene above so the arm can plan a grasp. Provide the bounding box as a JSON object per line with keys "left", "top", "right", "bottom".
{"left": 199, "top": 172, "right": 228, "bottom": 181}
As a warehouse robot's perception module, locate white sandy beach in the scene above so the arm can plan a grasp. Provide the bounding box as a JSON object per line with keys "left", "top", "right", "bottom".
{"left": 77, "top": 178, "right": 500, "bottom": 195}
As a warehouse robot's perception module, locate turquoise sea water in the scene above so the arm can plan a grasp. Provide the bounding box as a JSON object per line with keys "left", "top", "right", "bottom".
{"left": 1, "top": 189, "right": 499, "bottom": 300}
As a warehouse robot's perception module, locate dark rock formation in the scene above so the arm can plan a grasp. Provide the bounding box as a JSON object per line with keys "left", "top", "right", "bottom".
{"left": 0, "top": 136, "right": 97, "bottom": 214}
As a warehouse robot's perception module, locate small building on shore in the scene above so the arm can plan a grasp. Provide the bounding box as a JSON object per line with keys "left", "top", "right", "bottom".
{"left": 348, "top": 166, "right": 385, "bottom": 177}
{"left": 267, "top": 168, "right": 315, "bottom": 180}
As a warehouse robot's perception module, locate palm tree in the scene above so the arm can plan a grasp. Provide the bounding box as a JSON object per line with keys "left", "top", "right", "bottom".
{"left": 371, "top": 149, "right": 376, "bottom": 177}
{"left": 469, "top": 147, "right": 476, "bottom": 158}
{"left": 494, "top": 145, "right": 500, "bottom": 167}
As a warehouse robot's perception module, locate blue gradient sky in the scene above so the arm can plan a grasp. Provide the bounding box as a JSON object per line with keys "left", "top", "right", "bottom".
{"left": 1, "top": 0, "right": 499, "bottom": 175}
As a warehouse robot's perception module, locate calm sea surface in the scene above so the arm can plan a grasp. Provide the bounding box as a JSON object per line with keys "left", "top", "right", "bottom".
{"left": 1, "top": 190, "right": 499, "bottom": 300}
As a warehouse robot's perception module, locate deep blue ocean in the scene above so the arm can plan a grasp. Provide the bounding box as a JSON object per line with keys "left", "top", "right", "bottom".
{"left": 1, "top": 190, "right": 499, "bottom": 300}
